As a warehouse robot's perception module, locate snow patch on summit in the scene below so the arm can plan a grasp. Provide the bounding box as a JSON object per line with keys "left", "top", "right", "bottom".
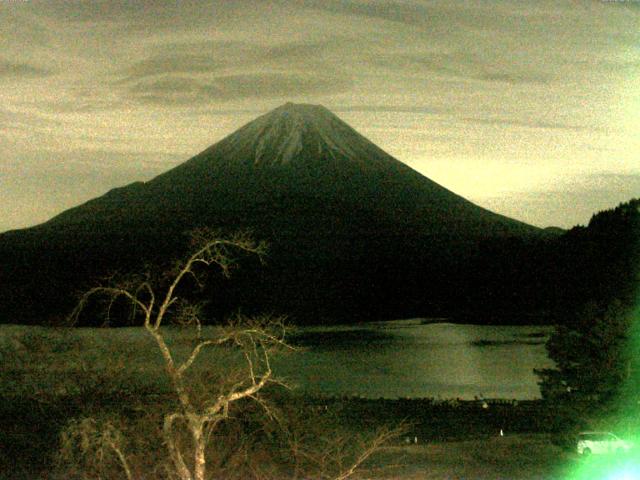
{"left": 253, "top": 106, "right": 306, "bottom": 165}
{"left": 211, "top": 102, "right": 402, "bottom": 171}
{"left": 243, "top": 103, "right": 369, "bottom": 166}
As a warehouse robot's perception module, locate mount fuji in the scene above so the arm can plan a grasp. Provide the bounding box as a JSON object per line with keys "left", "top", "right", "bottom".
{"left": 43, "top": 102, "right": 536, "bottom": 236}
{"left": 0, "top": 103, "right": 546, "bottom": 325}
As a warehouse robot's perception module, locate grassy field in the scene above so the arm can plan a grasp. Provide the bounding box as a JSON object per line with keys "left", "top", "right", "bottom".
{"left": 0, "top": 325, "right": 579, "bottom": 479}
{"left": 370, "top": 438, "right": 640, "bottom": 480}
{"left": 368, "top": 434, "right": 573, "bottom": 479}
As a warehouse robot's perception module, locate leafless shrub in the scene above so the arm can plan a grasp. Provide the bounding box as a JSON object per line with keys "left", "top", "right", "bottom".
{"left": 62, "top": 229, "right": 399, "bottom": 480}
{"left": 59, "top": 417, "right": 134, "bottom": 480}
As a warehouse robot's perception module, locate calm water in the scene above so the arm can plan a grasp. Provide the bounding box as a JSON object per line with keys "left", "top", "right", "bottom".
{"left": 274, "top": 319, "right": 555, "bottom": 400}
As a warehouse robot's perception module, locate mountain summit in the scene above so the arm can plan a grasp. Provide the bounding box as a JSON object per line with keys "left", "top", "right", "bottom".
{"left": 0, "top": 103, "right": 543, "bottom": 325}
{"left": 145, "top": 101, "right": 414, "bottom": 189}
{"left": 209, "top": 102, "right": 396, "bottom": 169}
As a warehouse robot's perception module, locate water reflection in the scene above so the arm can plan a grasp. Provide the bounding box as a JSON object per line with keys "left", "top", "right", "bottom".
{"left": 276, "top": 319, "right": 554, "bottom": 400}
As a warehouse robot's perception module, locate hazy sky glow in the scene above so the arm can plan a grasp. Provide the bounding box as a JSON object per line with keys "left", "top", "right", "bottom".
{"left": 1, "top": 0, "right": 639, "bottom": 231}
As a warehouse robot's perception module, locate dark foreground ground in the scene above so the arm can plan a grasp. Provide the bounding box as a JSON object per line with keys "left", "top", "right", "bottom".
{"left": 0, "top": 324, "right": 576, "bottom": 479}
{"left": 371, "top": 437, "right": 640, "bottom": 480}
{"left": 1, "top": 393, "right": 583, "bottom": 479}
{"left": 368, "top": 434, "right": 571, "bottom": 479}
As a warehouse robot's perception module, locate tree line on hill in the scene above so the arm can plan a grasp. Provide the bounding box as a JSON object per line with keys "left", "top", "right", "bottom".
{"left": 0, "top": 199, "right": 637, "bottom": 328}
{"left": 535, "top": 198, "right": 640, "bottom": 433}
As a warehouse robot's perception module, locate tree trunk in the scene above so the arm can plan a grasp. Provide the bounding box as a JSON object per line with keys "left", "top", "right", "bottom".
{"left": 192, "top": 418, "right": 206, "bottom": 480}
{"left": 164, "top": 414, "right": 193, "bottom": 480}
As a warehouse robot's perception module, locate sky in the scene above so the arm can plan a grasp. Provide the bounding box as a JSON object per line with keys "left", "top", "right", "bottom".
{"left": 1, "top": 0, "right": 639, "bottom": 232}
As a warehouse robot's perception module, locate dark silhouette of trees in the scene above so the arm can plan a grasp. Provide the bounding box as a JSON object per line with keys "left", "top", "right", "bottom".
{"left": 536, "top": 199, "right": 640, "bottom": 430}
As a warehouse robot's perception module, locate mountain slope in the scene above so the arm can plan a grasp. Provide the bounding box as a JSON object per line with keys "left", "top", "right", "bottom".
{"left": 42, "top": 103, "right": 535, "bottom": 237}
{"left": 0, "top": 103, "right": 545, "bottom": 325}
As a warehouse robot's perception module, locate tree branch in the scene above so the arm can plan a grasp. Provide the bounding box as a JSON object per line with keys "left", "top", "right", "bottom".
{"left": 177, "top": 337, "right": 232, "bottom": 375}
{"left": 164, "top": 413, "right": 192, "bottom": 480}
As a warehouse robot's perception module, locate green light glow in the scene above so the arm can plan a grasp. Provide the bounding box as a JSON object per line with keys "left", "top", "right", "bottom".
{"left": 566, "top": 456, "right": 640, "bottom": 480}
{"left": 564, "top": 302, "right": 640, "bottom": 480}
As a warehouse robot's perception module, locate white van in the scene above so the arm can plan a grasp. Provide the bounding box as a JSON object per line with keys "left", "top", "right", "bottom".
{"left": 576, "top": 432, "right": 633, "bottom": 456}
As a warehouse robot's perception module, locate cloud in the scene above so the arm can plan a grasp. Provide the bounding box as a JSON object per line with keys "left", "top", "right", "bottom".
{"left": 124, "top": 73, "right": 352, "bottom": 105}
{"left": 119, "top": 39, "right": 341, "bottom": 83}
{"left": 596, "top": 59, "right": 640, "bottom": 74}
{"left": 31, "top": 0, "right": 188, "bottom": 23}
{"left": 0, "top": 60, "right": 53, "bottom": 78}
{"left": 295, "top": 0, "right": 507, "bottom": 31}
{"left": 262, "top": 41, "right": 334, "bottom": 62}
{"left": 119, "top": 52, "right": 234, "bottom": 82}
{"left": 114, "top": 39, "right": 352, "bottom": 106}
{"left": 0, "top": 108, "right": 64, "bottom": 136}
{"left": 39, "top": 100, "right": 125, "bottom": 114}
{"left": 298, "top": 0, "right": 436, "bottom": 27}
{"left": 29, "top": 0, "right": 274, "bottom": 34}
{"left": 368, "top": 51, "right": 551, "bottom": 85}
{"left": 296, "top": 0, "right": 555, "bottom": 35}
{"left": 475, "top": 71, "right": 549, "bottom": 84}
{"left": 0, "top": 7, "right": 55, "bottom": 49}
{"left": 296, "top": 1, "right": 634, "bottom": 87}
{"left": 34, "top": 0, "right": 433, "bottom": 28}
{"left": 120, "top": 50, "right": 250, "bottom": 82}
{"left": 335, "top": 105, "right": 446, "bottom": 114}
{"left": 571, "top": 173, "right": 640, "bottom": 198}
{"left": 476, "top": 174, "right": 640, "bottom": 228}
{"left": 460, "top": 117, "right": 587, "bottom": 131}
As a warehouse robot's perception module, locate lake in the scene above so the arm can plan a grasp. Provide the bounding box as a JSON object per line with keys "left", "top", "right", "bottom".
{"left": 0, "top": 320, "right": 555, "bottom": 401}
{"left": 276, "top": 319, "right": 555, "bottom": 400}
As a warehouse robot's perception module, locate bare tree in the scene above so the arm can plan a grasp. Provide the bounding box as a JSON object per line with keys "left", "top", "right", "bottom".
{"left": 67, "top": 230, "right": 400, "bottom": 480}
{"left": 69, "top": 231, "right": 291, "bottom": 480}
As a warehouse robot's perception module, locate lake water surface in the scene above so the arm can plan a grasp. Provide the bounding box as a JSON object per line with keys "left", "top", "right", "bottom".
{"left": 275, "top": 319, "right": 555, "bottom": 400}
